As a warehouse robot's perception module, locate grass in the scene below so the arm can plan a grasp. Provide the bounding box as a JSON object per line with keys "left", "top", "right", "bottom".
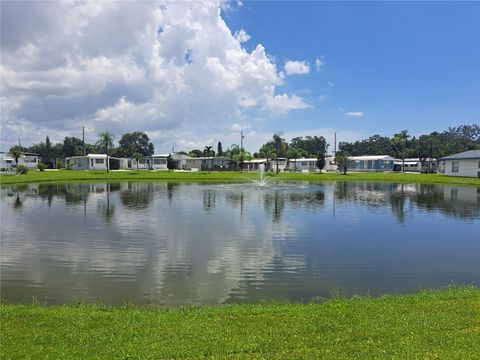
{"left": 1, "top": 287, "right": 479, "bottom": 359}
{"left": 1, "top": 169, "right": 480, "bottom": 186}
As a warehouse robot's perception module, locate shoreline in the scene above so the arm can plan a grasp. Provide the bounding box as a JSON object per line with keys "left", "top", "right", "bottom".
{"left": 2, "top": 287, "right": 479, "bottom": 359}
{"left": 1, "top": 169, "right": 480, "bottom": 186}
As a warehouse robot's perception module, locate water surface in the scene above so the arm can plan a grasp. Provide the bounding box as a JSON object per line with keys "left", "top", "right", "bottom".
{"left": 1, "top": 181, "right": 479, "bottom": 305}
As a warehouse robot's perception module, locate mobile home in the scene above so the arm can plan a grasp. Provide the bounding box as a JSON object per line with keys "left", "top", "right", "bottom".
{"left": 440, "top": 150, "right": 480, "bottom": 178}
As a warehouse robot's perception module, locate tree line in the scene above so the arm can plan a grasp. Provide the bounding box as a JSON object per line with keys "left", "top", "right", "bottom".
{"left": 338, "top": 124, "right": 480, "bottom": 159}
{"left": 9, "top": 124, "right": 478, "bottom": 170}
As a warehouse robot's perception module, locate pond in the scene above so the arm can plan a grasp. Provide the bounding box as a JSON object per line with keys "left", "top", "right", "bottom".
{"left": 1, "top": 181, "right": 479, "bottom": 305}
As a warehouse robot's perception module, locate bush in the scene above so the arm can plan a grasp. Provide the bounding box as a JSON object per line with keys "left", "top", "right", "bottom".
{"left": 56, "top": 160, "right": 63, "bottom": 169}
{"left": 17, "top": 165, "right": 28, "bottom": 174}
{"left": 37, "top": 162, "right": 47, "bottom": 172}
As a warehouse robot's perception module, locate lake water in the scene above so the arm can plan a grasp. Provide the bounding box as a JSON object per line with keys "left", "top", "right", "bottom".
{"left": 1, "top": 181, "right": 479, "bottom": 305}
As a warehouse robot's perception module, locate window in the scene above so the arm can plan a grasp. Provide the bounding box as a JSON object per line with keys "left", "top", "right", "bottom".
{"left": 451, "top": 161, "right": 459, "bottom": 173}
{"left": 95, "top": 158, "right": 104, "bottom": 164}
{"left": 478, "top": 160, "right": 480, "bottom": 169}
{"left": 6, "top": 159, "right": 12, "bottom": 164}
{"left": 154, "top": 158, "right": 166, "bottom": 165}
{"left": 301, "top": 161, "right": 307, "bottom": 166}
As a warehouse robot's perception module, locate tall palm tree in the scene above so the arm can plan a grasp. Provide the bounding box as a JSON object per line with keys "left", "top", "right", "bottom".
{"left": 96, "top": 132, "right": 115, "bottom": 172}
{"left": 393, "top": 130, "right": 410, "bottom": 173}
{"left": 272, "top": 132, "right": 285, "bottom": 174}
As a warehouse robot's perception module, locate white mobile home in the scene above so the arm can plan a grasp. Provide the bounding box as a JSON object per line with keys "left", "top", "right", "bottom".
{"left": 393, "top": 158, "right": 438, "bottom": 173}
{"left": 241, "top": 159, "right": 268, "bottom": 172}
{"left": 145, "top": 154, "right": 169, "bottom": 170}
{"left": 440, "top": 150, "right": 480, "bottom": 178}
{"left": 0, "top": 152, "right": 39, "bottom": 170}
{"left": 66, "top": 154, "right": 108, "bottom": 170}
{"left": 185, "top": 156, "right": 235, "bottom": 171}
{"left": 269, "top": 157, "right": 288, "bottom": 172}
{"left": 288, "top": 158, "right": 318, "bottom": 172}
{"left": 347, "top": 155, "right": 395, "bottom": 172}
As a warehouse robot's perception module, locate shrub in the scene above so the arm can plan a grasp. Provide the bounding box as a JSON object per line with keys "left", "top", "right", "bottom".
{"left": 17, "top": 165, "right": 28, "bottom": 174}
{"left": 37, "top": 162, "right": 47, "bottom": 172}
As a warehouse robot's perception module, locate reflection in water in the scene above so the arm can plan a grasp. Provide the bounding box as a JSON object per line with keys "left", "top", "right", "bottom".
{"left": 1, "top": 181, "right": 479, "bottom": 305}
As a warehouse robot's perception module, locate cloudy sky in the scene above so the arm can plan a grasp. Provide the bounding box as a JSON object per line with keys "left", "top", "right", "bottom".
{"left": 1, "top": 1, "right": 479, "bottom": 154}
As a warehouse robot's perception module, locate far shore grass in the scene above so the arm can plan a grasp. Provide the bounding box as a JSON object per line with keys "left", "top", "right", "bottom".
{"left": 1, "top": 287, "right": 479, "bottom": 359}
{"left": 1, "top": 169, "right": 479, "bottom": 186}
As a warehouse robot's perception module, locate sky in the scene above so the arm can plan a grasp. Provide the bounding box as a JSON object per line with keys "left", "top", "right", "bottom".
{"left": 1, "top": 1, "right": 479, "bottom": 154}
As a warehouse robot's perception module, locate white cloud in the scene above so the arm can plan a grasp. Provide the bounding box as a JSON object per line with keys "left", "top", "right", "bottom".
{"left": 264, "top": 94, "right": 311, "bottom": 115}
{"left": 234, "top": 29, "right": 250, "bottom": 43}
{"left": 315, "top": 56, "right": 325, "bottom": 71}
{"left": 345, "top": 111, "right": 364, "bottom": 117}
{"left": 284, "top": 60, "right": 310, "bottom": 75}
{"left": 327, "top": 81, "right": 335, "bottom": 87}
{"left": 0, "top": 1, "right": 309, "bottom": 152}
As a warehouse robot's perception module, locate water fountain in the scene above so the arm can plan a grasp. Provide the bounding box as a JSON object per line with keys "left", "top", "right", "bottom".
{"left": 250, "top": 164, "right": 270, "bottom": 187}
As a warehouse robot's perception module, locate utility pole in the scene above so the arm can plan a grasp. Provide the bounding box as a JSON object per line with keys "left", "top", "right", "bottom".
{"left": 82, "top": 126, "right": 85, "bottom": 155}
{"left": 240, "top": 130, "right": 245, "bottom": 172}
{"left": 334, "top": 132, "right": 337, "bottom": 157}
{"left": 18, "top": 139, "right": 21, "bottom": 148}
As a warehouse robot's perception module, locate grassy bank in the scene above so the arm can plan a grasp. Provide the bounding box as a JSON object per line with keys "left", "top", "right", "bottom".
{"left": 1, "top": 288, "right": 479, "bottom": 359}
{"left": 1, "top": 169, "right": 479, "bottom": 186}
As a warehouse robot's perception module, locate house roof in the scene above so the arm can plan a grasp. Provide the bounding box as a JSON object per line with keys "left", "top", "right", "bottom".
{"left": 440, "top": 150, "right": 480, "bottom": 160}
{"left": 348, "top": 155, "right": 395, "bottom": 161}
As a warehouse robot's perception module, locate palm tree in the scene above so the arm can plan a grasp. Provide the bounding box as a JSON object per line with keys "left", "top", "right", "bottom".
{"left": 10, "top": 149, "right": 22, "bottom": 172}
{"left": 96, "top": 132, "right": 115, "bottom": 172}
{"left": 272, "top": 132, "right": 285, "bottom": 174}
{"left": 393, "top": 130, "right": 410, "bottom": 173}
{"left": 203, "top": 146, "right": 214, "bottom": 171}
{"left": 287, "top": 148, "right": 302, "bottom": 172}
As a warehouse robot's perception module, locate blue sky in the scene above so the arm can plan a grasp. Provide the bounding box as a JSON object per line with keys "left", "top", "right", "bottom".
{"left": 1, "top": 1, "right": 479, "bottom": 153}
{"left": 224, "top": 1, "right": 480, "bottom": 139}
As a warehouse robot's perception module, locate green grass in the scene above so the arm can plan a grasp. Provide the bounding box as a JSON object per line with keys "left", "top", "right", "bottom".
{"left": 1, "top": 169, "right": 479, "bottom": 186}
{"left": 1, "top": 287, "right": 479, "bottom": 359}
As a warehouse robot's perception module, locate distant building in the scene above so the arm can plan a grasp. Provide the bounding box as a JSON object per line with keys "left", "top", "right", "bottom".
{"left": 185, "top": 156, "right": 236, "bottom": 171}
{"left": 440, "top": 150, "right": 480, "bottom": 178}
{"left": 66, "top": 154, "right": 108, "bottom": 170}
{"left": 393, "top": 158, "right": 438, "bottom": 173}
{"left": 145, "top": 154, "right": 169, "bottom": 170}
{"left": 347, "top": 155, "right": 395, "bottom": 172}
{"left": 241, "top": 159, "right": 268, "bottom": 172}
{"left": 0, "top": 152, "right": 39, "bottom": 170}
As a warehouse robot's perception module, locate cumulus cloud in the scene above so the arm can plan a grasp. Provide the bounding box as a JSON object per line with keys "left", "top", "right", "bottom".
{"left": 0, "top": 1, "right": 309, "bottom": 151}
{"left": 284, "top": 60, "right": 310, "bottom": 75}
{"left": 346, "top": 111, "right": 364, "bottom": 117}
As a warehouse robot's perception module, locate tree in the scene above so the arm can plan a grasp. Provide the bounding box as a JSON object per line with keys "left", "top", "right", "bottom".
{"left": 203, "top": 146, "right": 214, "bottom": 171}
{"left": 10, "top": 148, "right": 22, "bottom": 170}
{"left": 188, "top": 149, "right": 203, "bottom": 157}
{"left": 316, "top": 150, "right": 326, "bottom": 172}
{"left": 96, "top": 132, "right": 115, "bottom": 172}
{"left": 287, "top": 147, "right": 302, "bottom": 171}
{"left": 61, "top": 137, "right": 85, "bottom": 157}
{"left": 217, "top": 142, "right": 223, "bottom": 156}
{"left": 167, "top": 154, "right": 176, "bottom": 170}
{"left": 118, "top": 132, "right": 154, "bottom": 158}
{"left": 392, "top": 130, "right": 410, "bottom": 173}
{"left": 289, "top": 136, "right": 326, "bottom": 157}
{"left": 335, "top": 151, "right": 349, "bottom": 175}
{"left": 273, "top": 132, "right": 287, "bottom": 173}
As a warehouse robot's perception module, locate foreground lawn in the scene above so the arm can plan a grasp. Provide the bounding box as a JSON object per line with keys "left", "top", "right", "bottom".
{"left": 1, "top": 288, "right": 479, "bottom": 359}
{"left": 1, "top": 169, "right": 479, "bottom": 186}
